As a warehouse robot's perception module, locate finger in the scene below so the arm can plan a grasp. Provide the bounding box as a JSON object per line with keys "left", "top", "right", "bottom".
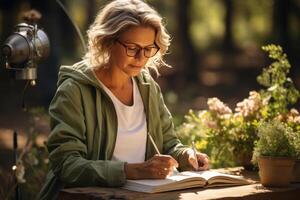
{"left": 188, "top": 155, "right": 199, "bottom": 170}
{"left": 193, "top": 153, "right": 209, "bottom": 170}
{"left": 154, "top": 155, "right": 179, "bottom": 168}
{"left": 150, "top": 160, "right": 173, "bottom": 171}
{"left": 155, "top": 168, "right": 170, "bottom": 179}
{"left": 157, "top": 172, "right": 168, "bottom": 179}
{"left": 198, "top": 157, "right": 210, "bottom": 170}
{"left": 170, "top": 157, "right": 179, "bottom": 168}
{"left": 159, "top": 165, "right": 177, "bottom": 175}
{"left": 185, "top": 149, "right": 199, "bottom": 170}
{"left": 147, "top": 167, "right": 166, "bottom": 179}
{"left": 198, "top": 164, "right": 209, "bottom": 170}
{"left": 164, "top": 167, "right": 174, "bottom": 175}
{"left": 150, "top": 156, "right": 178, "bottom": 176}
{"left": 197, "top": 153, "right": 209, "bottom": 163}
{"left": 145, "top": 157, "right": 175, "bottom": 179}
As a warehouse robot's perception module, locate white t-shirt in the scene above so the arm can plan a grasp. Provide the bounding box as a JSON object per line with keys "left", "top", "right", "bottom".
{"left": 98, "top": 78, "right": 147, "bottom": 163}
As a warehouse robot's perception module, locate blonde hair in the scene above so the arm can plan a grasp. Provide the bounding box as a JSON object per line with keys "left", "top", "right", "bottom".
{"left": 83, "top": 0, "right": 171, "bottom": 74}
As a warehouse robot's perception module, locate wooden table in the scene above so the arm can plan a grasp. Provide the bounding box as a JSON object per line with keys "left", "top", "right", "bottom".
{"left": 59, "top": 168, "right": 300, "bottom": 200}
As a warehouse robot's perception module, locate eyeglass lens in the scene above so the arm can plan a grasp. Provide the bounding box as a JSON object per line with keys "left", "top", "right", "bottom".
{"left": 117, "top": 40, "right": 159, "bottom": 58}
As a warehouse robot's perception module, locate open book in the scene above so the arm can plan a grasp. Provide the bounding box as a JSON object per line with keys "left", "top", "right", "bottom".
{"left": 123, "top": 170, "right": 251, "bottom": 193}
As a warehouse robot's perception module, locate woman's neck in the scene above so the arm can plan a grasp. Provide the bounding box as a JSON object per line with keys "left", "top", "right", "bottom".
{"left": 95, "top": 66, "right": 131, "bottom": 90}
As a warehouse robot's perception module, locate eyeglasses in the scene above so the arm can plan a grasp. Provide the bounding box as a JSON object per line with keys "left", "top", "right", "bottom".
{"left": 116, "top": 40, "right": 159, "bottom": 58}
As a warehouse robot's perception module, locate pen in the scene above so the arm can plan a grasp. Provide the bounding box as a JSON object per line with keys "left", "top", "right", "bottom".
{"left": 147, "top": 132, "right": 179, "bottom": 174}
{"left": 192, "top": 141, "right": 199, "bottom": 170}
{"left": 147, "top": 132, "right": 161, "bottom": 155}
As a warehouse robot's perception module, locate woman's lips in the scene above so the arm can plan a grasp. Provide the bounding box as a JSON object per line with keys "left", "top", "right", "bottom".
{"left": 130, "top": 64, "right": 142, "bottom": 69}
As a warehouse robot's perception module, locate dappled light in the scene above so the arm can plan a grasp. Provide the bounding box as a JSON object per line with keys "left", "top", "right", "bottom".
{"left": 0, "top": 0, "right": 300, "bottom": 199}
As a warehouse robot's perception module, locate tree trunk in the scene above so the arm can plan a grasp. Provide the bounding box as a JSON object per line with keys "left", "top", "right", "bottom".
{"left": 273, "top": 0, "right": 290, "bottom": 52}
{"left": 222, "top": 0, "right": 235, "bottom": 51}
{"left": 177, "top": 0, "right": 198, "bottom": 83}
{"left": 87, "top": 0, "right": 98, "bottom": 26}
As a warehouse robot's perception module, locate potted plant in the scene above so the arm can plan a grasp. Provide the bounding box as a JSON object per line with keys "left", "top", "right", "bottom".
{"left": 292, "top": 150, "right": 300, "bottom": 183}
{"left": 252, "top": 120, "right": 297, "bottom": 187}
{"left": 293, "top": 157, "right": 300, "bottom": 183}
{"left": 286, "top": 111, "right": 300, "bottom": 182}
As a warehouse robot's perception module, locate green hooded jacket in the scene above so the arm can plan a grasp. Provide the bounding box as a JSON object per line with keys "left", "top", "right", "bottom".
{"left": 38, "top": 62, "right": 189, "bottom": 199}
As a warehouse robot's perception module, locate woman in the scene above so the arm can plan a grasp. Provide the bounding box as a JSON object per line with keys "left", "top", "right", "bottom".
{"left": 39, "top": 0, "right": 209, "bottom": 199}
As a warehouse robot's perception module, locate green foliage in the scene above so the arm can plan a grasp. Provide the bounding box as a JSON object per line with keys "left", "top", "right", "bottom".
{"left": 18, "top": 108, "right": 49, "bottom": 199}
{"left": 252, "top": 120, "right": 297, "bottom": 164}
{"left": 19, "top": 143, "right": 49, "bottom": 199}
{"left": 257, "top": 44, "right": 300, "bottom": 117}
{"left": 290, "top": 131, "right": 300, "bottom": 159}
{"left": 1, "top": 108, "right": 49, "bottom": 200}
{"left": 176, "top": 44, "right": 300, "bottom": 168}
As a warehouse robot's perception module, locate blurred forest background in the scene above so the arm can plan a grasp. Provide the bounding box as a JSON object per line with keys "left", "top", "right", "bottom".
{"left": 1, "top": 0, "right": 300, "bottom": 124}
{"left": 0, "top": 0, "right": 300, "bottom": 198}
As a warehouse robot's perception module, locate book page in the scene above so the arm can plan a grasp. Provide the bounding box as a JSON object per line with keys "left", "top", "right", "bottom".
{"left": 123, "top": 172, "right": 206, "bottom": 193}
{"left": 180, "top": 171, "right": 250, "bottom": 186}
{"left": 192, "top": 171, "right": 250, "bottom": 186}
{"left": 123, "top": 170, "right": 250, "bottom": 193}
{"left": 126, "top": 172, "right": 206, "bottom": 187}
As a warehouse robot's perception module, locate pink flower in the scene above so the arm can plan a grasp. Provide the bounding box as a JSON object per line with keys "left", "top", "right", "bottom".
{"left": 207, "top": 98, "right": 232, "bottom": 115}
{"left": 235, "top": 91, "right": 261, "bottom": 117}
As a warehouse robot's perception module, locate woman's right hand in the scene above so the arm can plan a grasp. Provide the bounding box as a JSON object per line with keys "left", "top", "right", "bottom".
{"left": 124, "top": 154, "right": 178, "bottom": 179}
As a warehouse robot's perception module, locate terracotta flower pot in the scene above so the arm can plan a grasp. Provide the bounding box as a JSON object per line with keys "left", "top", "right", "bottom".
{"left": 292, "top": 159, "right": 300, "bottom": 183}
{"left": 258, "top": 156, "right": 295, "bottom": 187}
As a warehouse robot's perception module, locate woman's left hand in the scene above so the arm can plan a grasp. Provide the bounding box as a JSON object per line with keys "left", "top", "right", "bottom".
{"left": 184, "top": 149, "right": 210, "bottom": 171}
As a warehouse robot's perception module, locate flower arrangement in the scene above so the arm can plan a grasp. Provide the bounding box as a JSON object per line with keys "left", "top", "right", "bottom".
{"left": 176, "top": 44, "right": 300, "bottom": 168}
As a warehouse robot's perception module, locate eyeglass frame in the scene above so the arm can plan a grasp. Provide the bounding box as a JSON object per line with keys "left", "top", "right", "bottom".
{"left": 116, "top": 40, "right": 160, "bottom": 58}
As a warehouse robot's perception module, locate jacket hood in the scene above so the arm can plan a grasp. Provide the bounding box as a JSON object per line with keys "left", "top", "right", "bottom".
{"left": 57, "top": 60, "right": 100, "bottom": 88}
{"left": 57, "top": 60, "right": 151, "bottom": 88}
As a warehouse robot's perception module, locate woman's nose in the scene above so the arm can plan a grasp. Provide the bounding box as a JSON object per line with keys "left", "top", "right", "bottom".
{"left": 134, "top": 49, "right": 146, "bottom": 61}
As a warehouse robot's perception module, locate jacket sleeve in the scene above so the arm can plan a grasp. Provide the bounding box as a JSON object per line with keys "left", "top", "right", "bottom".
{"left": 47, "top": 80, "right": 126, "bottom": 187}
{"left": 154, "top": 83, "right": 190, "bottom": 169}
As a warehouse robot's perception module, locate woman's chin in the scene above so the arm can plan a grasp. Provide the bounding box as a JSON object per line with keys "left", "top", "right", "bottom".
{"left": 127, "top": 68, "right": 143, "bottom": 76}
{"left": 129, "top": 71, "right": 141, "bottom": 77}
